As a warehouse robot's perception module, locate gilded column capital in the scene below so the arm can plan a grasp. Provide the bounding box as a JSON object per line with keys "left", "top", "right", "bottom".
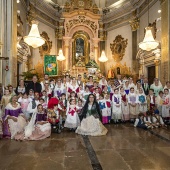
{"left": 154, "top": 59, "right": 161, "bottom": 66}
{"left": 129, "top": 17, "right": 139, "bottom": 31}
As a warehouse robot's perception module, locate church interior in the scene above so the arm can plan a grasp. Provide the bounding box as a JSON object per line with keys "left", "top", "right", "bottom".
{"left": 0, "top": 0, "right": 170, "bottom": 170}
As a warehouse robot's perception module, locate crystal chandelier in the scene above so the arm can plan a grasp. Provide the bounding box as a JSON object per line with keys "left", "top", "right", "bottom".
{"left": 139, "top": 27, "right": 159, "bottom": 51}
{"left": 99, "top": 51, "right": 108, "bottom": 62}
{"left": 24, "top": 20, "right": 45, "bottom": 48}
{"left": 57, "top": 49, "right": 65, "bottom": 61}
{"left": 138, "top": 0, "right": 159, "bottom": 51}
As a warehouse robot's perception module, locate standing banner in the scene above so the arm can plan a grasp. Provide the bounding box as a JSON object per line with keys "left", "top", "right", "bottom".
{"left": 44, "top": 55, "right": 58, "bottom": 76}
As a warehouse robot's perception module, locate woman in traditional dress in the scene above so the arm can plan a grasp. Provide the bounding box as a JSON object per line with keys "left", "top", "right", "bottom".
{"left": 76, "top": 94, "right": 108, "bottom": 136}
{"left": 86, "top": 76, "right": 94, "bottom": 91}
{"left": 99, "top": 76, "right": 108, "bottom": 91}
{"left": 150, "top": 78, "right": 163, "bottom": 97}
{"left": 128, "top": 87, "right": 139, "bottom": 122}
{"left": 2, "top": 95, "right": 27, "bottom": 139}
{"left": 54, "top": 79, "right": 65, "bottom": 98}
{"left": 112, "top": 89, "right": 122, "bottom": 123}
{"left": 162, "top": 88, "right": 170, "bottom": 121}
{"left": 138, "top": 88, "right": 147, "bottom": 114}
{"left": 15, "top": 104, "right": 51, "bottom": 140}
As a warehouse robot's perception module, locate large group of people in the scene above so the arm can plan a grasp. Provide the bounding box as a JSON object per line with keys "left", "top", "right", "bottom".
{"left": 0, "top": 73, "right": 169, "bottom": 140}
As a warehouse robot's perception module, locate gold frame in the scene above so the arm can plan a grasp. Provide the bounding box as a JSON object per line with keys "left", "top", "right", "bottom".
{"left": 72, "top": 31, "right": 90, "bottom": 66}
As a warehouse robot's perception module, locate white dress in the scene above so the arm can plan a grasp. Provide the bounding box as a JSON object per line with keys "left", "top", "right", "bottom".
{"left": 76, "top": 104, "right": 108, "bottom": 136}
{"left": 112, "top": 94, "right": 122, "bottom": 120}
{"left": 162, "top": 94, "right": 170, "bottom": 118}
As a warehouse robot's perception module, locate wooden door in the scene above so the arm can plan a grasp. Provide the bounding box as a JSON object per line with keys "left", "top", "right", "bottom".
{"left": 148, "top": 66, "right": 155, "bottom": 84}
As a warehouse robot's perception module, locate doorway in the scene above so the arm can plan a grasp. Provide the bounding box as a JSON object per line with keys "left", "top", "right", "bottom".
{"left": 147, "top": 66, "right": 155, "bottom": 84}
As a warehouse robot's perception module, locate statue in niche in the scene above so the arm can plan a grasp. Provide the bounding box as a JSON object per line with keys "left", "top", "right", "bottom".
{"left": 75, "top": 38, "right": 85, "bottom": 66}
{"left": 117, "top": 67, "right": 120, "bottom": 74}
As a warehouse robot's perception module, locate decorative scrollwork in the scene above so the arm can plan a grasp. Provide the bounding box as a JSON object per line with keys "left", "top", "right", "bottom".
{"left": 110, "top": 35, "right": 128, "bottom": 62}
{"left": 66, "top": 16, "right": 97, "bottom": 33}
{"left": 63, "top": 0, "right": 99, "bottom": 14}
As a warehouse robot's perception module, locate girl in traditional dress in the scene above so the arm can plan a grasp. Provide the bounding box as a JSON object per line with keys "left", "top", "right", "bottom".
{"left": 98, "top": 94, "right": 108, "bottom": 124}
{"left": 110, "top": 84, "right": 116, "bottom": 101}
{"left": 91, "top": 81, "right": 101, "bottom": 94}
{"left": 3, "top": 95, "right": 27, "bottom": 139}
{"left": 77, "top": 84, "right": 84, "bottom": 99}
{"left": 156, "top": 91, "right": 164, "bottom": 116}
{"left": 67, "top": 77, "right": 79, "bottom": 97}
{"left": 54, "top": 79, "right": 65, "bottom": 99}
{"left": 76, "top": 94, "right": 107, "bottom": 136}
{"left": 138, "top": 88, "right": 147, "bottom": 114}
{"left": 112, "top": 89, "right": 122, "bottom": 123}
{"left": 150, "top": 78, "right": 163, "bottom": 97}
{"left": 147, "top": 89, "right": 156, "bottom": 112}
{"left": 105, "top": 93, "right": 112, "bottom": 123}
{"left": 86, "top": 76, "right": 94, "bottom": 91}
{"left": 128, "top": 87, "right": 139, "bottom": 122}
{"left": 99, "top": 76, "right": 108, "bottom": 91}
{"left": 18, "top": 93, "right": 32, "bottom": 116}
{"left": 120, "top": 87, "right": 129, "bottom": 122}
{"left": 58, "top": 93, "right": 67, "bottom": 121}
{"left": 15, "top": 79, "right": 26, "bottom": 95}
{"left": 64, "top": 99, "right": 80, "bottom": 130}
{"left": 162, "top": 88, "right": 170, "bottom": 122}
{"left": 93, "top": 88, "right": 100, "bottom": 101}
{"left": 135, "top": 81, "right": 142, "bottom": 94}
{"left": 16, "top": 104, "right": 51, "bottom": 140}
{"left": 128, "top": 77, "right": 135, "bottom": 89}
{"left": 123, "top": 80, "right": 130, "bottom": 95}
{"left": 82, "top": 86, "right": 91, "bottom": 104}
{"left": 0, "top": 88, "right": 11, "bottom": 112}
{"left": 77, "top": 99, "right": 83, "bottom": 115}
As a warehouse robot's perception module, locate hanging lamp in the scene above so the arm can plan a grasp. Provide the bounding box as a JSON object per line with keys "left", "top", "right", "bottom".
{"left": 138, "top": 0, "right": 159, "bottom": 51}
{"left": 57, "top": 49, "right": 66, "bottom": 61}
{"left": 23, "top": 0, "right": 45, "bottom": 48}
{"left": 99, "top": 50, "right": 108, "bottom": 62}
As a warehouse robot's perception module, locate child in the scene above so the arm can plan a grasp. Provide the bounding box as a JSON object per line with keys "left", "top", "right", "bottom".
{"left": 77, "top": 85, "right": 84, "bottom": 99}
{"left": 144, "top": 111, "right": 153, "bottom": 128}
{"left": 41, "top": 90, "right": 49, "bottom": 104}
{"left": 25, "top": 104, "right": 51, "bottom": 140}
{"left": 77, "top": 99, "right": 83, "bottom": 115}
{"left": 151, "top": 107, "right": 167, "bottom": 128}
{"left": 120, "top": 87, "right": 129, "bottom": 122}
{"left": 93, "top": 88, "right": 100, "bottom": 101}
{"left": 128, "top": 87, "right": 139, "bottom": 122}
{"left": 112, "top": 89, "right": 122, "bottom": 123}
{"left": 58, "top": 93, "right": 67, "bottom": 121}
{"left": 82, "top": 86, "right": 91, "bottom": 104}
{"left": 18, "top": 93, "right": 32, "bottom": 116}
{"left": 138, "top": 88, "right": 147, "bottom": 115}
{"left": 64, "top": 99, "right": 80, "bottom": 130}
{"left": 134, "top": 113, "right": 148, "bottom": 129}
{"left": 110, "top": 84, "right": 116, "bottom": 101}
{"left": 0, "top": 88, "right": 11, "bottom": 112}
{"left": 39, "top": 98, "right": 48, "bottom": 110}
{"left": 147, "top": 89, "right": 156, "bottom": 112}
{"left": 49, "top": 78, "right": 55, "bottom": 91}
{"left": 28, "top": 89, "right": 34, "bottom": 100}
{"left": 105, "top": 93, "right": 112, "bottom": 123}
{"left": 98, "top": 94, "right": 108, "bottom": 124}
{"left": 48, "top": 104, "right": 62, "bottom": 133}
{"left": 162, "top": 88, "right": 170, "bottom": 122}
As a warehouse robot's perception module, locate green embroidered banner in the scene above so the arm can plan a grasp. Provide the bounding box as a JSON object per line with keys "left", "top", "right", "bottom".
{"left": 44, "top": 55, "right": 58, "bottom": 76}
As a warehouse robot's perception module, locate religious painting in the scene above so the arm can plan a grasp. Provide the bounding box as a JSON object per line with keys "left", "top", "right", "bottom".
{"left": 110, "top": 35, "right": 128, "bottom": 62}
{"left": 44, "top": 55, "right": 58, "bottom": 76}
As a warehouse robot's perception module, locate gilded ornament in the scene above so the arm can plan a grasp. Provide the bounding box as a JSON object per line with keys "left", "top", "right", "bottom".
{"left": 110, "top": 35, "right": 128, "bottom": 62}
{"left": 129, "top": 17, "right": 139, "bottom": 31}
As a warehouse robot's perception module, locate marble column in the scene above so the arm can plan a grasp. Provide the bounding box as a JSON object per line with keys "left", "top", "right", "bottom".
{"left": 3, "top": 0, "right": 17, "bottom": 86}
{"left": 160, "top": 0, "right": 170, "bottom": 84}
{"left": 63, "top": 37, "right": 71, "bottom": 70}
{"left": 0, "top": 0, "right": 4, "bottom": 83}
{"left": 154, "top": 59, "right": 161, "bottom": 78}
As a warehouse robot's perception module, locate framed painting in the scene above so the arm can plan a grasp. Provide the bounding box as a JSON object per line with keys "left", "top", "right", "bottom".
{"left": 44, "top": 55, "right": 58, "bottom": 76}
